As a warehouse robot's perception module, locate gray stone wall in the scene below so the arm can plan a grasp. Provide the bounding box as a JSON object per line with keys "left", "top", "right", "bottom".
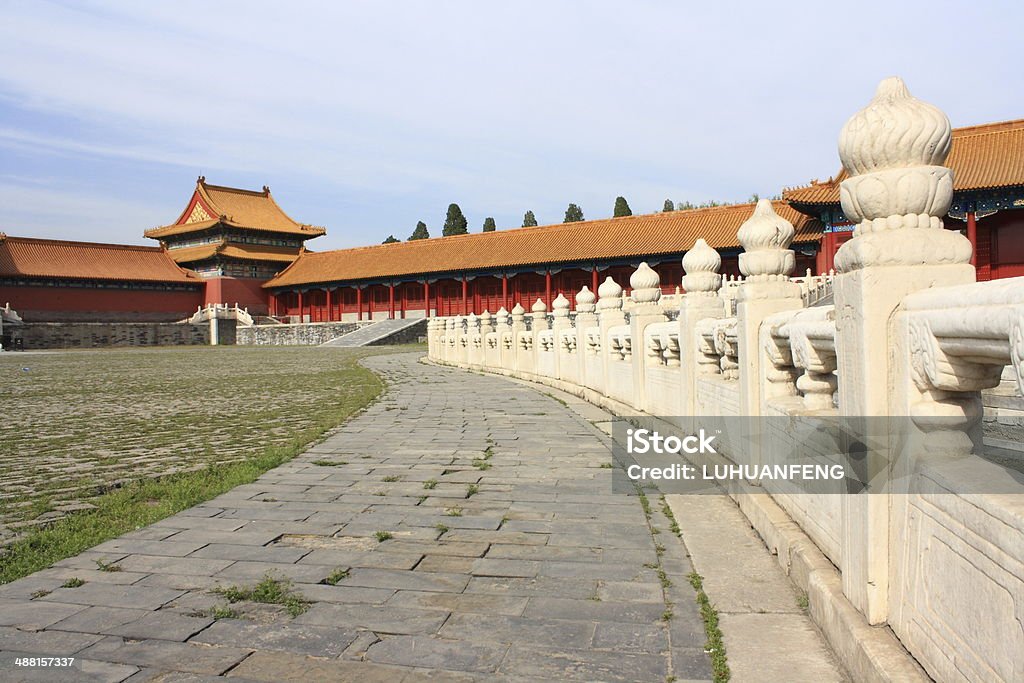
{"left": 18, "top": 322, "right": 210, "bottom": 349}
{"left": 237, "top": 321, "right": 357, "bottom": 346}
{"left": 368, "top": 319, "right": 427, "bottom": 345}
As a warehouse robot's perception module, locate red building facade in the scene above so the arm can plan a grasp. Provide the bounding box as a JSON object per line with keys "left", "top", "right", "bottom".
{"left": 0, "top": 234, "right": 204, "bottom": 322}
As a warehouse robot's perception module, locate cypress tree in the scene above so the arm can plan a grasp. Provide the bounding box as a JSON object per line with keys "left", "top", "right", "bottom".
{"left": 482, "top": 217, "right": 496, "bottom": 232}
{"left": 563, "top": 203, "right": 584, "bottom": 223}
{"left": 382, "top": 235, "right": 399, "bottom": 244}
{"left": 613, "top": 196, "right": 632, "bottom": 217}
{"left": 522, "top": 210, "right": 538, "bottom": 227}
{"left": 442, "top": 203, "right": 468, "bottom": 236}
{"left": 663, "top": 199, "right": 675, "bottom": 212}
{"left": 409, "top": 221, "right": 429, "bottom": 240}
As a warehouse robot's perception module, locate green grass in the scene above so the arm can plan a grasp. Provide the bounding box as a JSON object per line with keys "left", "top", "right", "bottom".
{"left": 423, "top": 479, "right": 438, "bottom": 490}
{"left": 322, "top": 568, "right": 350, "bottom": 585}
{"left": 208, "top": 604, "right": 241, "bottom": 620}
{"left": 688, "top": 571, "right": 730, "bottom": 682}
{"left": 465, "top": 484, "right": 479, "bottom": 497}
{"left": 374, "top": 530, "right": 393, "bottom": 542}
{"left": 445, "top": 506, "right": 463, "bottom": 517}
{"left": 95, "top": 558, "right": 122, "bottom": 572}
{"left": 213, "top": 572, "right": 312, "bottom": 618}
{"left": 435, "top": 523, "right": 449, "bottom": 534}
{"left": 382, "top": 475, "right": 402, "bottom": 482}
{"left": 0, "top": 346, "right": 405, "bottom": 585}
{"left": 311, "top": 459, "right": 346, "bottom": 467}
{"left": 471, "top": 459, "right": 492, "bottom": 470}
{"left": 60, "top": 577, "right": 85, "bottom": 588}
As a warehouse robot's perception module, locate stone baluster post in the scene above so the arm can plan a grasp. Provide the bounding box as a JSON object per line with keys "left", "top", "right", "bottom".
{"left": 736, "top": 200, "right": 804, "bottom": 419}
{"left": 678, "top": 239, "right": 726, "bottom": 434}
{"left": 630, "top": 262, "right": 667, "bottom": 410}
{"left": 551, "top": 293, "right": 571, "bottom": 380}
{"left": 575, "top": 286, "right": 598, "bottom": 384}
{"left": 531, "top": 298, "right": 548, "bottom": 375}
{"left": 509, "top": 303, "right": 526, "bottom": 372}
{"left": 494, "top": 306, "right": 510, "bottom": 368}
{"left": 834, "top": 77, "right": 973, "bottom": 624}
{"left": 598, "top": 276, "right": 625, "bottom": 393}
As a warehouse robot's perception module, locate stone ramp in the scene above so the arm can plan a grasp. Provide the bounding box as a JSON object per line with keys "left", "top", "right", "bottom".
{"left": 320, "top": 318, "right": 425, "bottom": 347}
{"left": 0, "top": 352, "right": 714, "bottom": 681}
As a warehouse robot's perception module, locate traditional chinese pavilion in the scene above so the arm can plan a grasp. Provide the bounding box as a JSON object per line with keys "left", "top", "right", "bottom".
{"left": 785, "top": 118, "right": 1024, "bottom": 278}
{"left": 145, "top": 177, "right": 325, "bottom": 313}
{"left": 264, "top": 201, "right": 824, "bottom": 321}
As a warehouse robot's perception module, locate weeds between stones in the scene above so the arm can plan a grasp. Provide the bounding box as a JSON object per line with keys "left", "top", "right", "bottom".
{"left": 382, "top": 475, "right": 402, "bottom": 482}
{"left": 322, "top": 568, "right": 350, "bottom": 585}
{"left": 213, "top": 572, "right": 312, "bottom": 618}
{"left": 688, "top": 571, "right": 729, "bottom": 681}
{"left": 445, "top": 506, "right": 463, "bottom": 517}
{"left": 466, "top": 484, "right": 479, "bottom": 497}
{"left": 423, "top": 479, "right": 438, "bottom": 490}
{"left": 374, "top": 530, "right": 393, "bottom": 542}
{"left": 61, "top": 578, "right": 85, "bottom": 588}
{"left": 95, "top": 558, "right": 122, "bottom": 572}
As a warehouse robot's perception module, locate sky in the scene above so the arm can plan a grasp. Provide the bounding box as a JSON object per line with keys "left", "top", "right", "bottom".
{"left": 0, "top": 1, "right": 1020, "bottom": 251}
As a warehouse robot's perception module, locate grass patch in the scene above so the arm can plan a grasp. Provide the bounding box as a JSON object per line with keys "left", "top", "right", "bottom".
{"left": 797, "top": 590, "right": 809, "bottom": 612}
{"left": 445, "top": 506, "right": 463, "bottom": 517}
{"left": 382, "top": 475, "right": 402, "bottom": 482}
{"left": 465, "top": 484, "right": 479, "bottom": 497}
{"left": 435, "top": 523, "right": 449, "bottom": 535}
{"left": 61, "top": 577, "right": 85, "bottom": 588}
{"left": 30, "top": 589, "right": 51, "bottom": 599}
{"left": 471, "top": 459, "right": 492, "bottom": 470}
{"left": 322, "top": 568, "right": 350, "bottom": 585}
{"left": 0, "top": 347, "right": 398, "bottom": 585}
{"left": 209, "top": 604, "right": 241, "bottom": 620}
{"left": 214, "top": 572, "right": 312, "bottom": 618}
{"left": 599, "top": 462, "right": 613, "bottom": 469}
{"left": 688, "top": 572, "right": 730, "bottom": 681}
{"left": 374, "top": 530, "right": 393, "bottom": 542}
{"left": 95, "top": 558, "right": 122, "bottom": 572}
{"left": 310, "top": 459, "right": 346, "bottom": 467}
{"left": 543, "top": 392, "right": 569, "bottom": 408}
{"left": 423, "top": 479, "right": 438, "bottom": 490}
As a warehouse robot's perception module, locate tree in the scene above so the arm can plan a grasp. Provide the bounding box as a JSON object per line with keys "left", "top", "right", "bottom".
{"left": 748, "top": 193, "right": 760, "bottom": 203}
{"left": 522, "top": 210, "right": 538, "bottom": 227}
{"left": 613, "top": 196, "right": 632, "bottom": 217}
{"left": 482, "top": 217, "right": 496, "bottom": 232}
{"left": 408, "top": 221, "right": 429, "bottom": 241}
{"left": 563, "top": 203, "right": 584, "bottom": 223}
{"left": 442, "top": 203, "right": 468, "bottom": 236}
{"left": 663, "top": 199, "right": 675, "bottom": 212}
{"left": 382, "top": 235, "right": 399, "bottom": 244}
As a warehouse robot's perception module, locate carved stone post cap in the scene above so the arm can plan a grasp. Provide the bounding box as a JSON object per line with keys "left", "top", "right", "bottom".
{"left": 575, "top": 285, "right": 596, "bottom": 306}
{"left": 496, "top": 306, "right": 508, "bottom": 316}
{"left": 511, "top": 303, "right": 526, "bottom": 315}
{"left": 839, "top": 76, "right": 951, "bottom": 177}
{"left": 531, "top": 298, "right": 547, "bottom": 314}
{"left": 630, "top": 262, "right": 662, "bottom": 304}
{"left": 598, "top": 276, "right": 622, "bottom": 299}
{"left": 682, "top": 238, "right": 723, "bottom": 294}
{"left": 738, "top": 200, "right": 796, "bottom": 280}
{"left": 552, "top": 293, "right": 570, "bottom": 315}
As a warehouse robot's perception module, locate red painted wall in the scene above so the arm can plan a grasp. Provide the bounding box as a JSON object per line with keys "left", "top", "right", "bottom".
{"left": 204, "top": 277, "right": 269, "bottom": 315}
{"left": 988, "top": 209, "right": 1024, "bottom": 280}
{"left": 0, "top": 283, "right": 204, "bottom": 322}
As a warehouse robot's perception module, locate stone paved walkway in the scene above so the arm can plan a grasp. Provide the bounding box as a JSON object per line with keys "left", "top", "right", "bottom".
{"left": 0, "top": 353, "right": 711, "bottom": 682}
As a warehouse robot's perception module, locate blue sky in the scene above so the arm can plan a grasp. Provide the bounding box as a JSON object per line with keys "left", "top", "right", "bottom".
{"left": 0, "top": 1, "right": 1019, "bottom": 251}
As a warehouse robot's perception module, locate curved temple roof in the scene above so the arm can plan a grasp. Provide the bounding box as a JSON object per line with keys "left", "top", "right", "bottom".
{"left": 266, "top": 200, "right": 822, "bottom": 288}
{"left": 784, "top": 118, "right": 1024, "bottom": 207}
{"left": 0, "top": 235, "right": 200, "bottom": 284}
{"left": 145, "top": 178, "right": 326, "bottom": 239}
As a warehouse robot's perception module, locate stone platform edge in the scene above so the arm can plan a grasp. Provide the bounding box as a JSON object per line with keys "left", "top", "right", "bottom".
{"left": 423, "top": 355, "right": 929, "bottom": 683}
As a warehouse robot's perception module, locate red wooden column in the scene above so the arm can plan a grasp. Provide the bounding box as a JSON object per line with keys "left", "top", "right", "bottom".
{"left": 388, "top": 283, "right": 396, "bottom": 319}
{"left": 501, "top": 274, "right": 509, "bottom": 311}
{"left": 268, "top": 292, "right": 276, "bottom": 317}
{"left": 967, "top": 211, "right": 978, "bottom": 267}
{"left": 545, "top": 270, "right": 552, "bottom": 309}
{"left": 461, "top": 276, "right": 469, "bottom": 315}
{"left": 591, "top": 266, "right": 599, "bottom": 293}
{"left": 399, "top": 284, "right": 406, "bottom": 319}
{"left": 355, "top": 287, "right": 362, "bottom": 321}
{"left": 423, "top": 281, "right": 430, "bottom": 317}
{"left": 296, "top": 290, "right": 304, "bottom": 321}
{"left": 325, "top": 289, "right": 333, "bottom": 321}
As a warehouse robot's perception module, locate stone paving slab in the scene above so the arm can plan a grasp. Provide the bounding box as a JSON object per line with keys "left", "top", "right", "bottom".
{"left": 0, "top": 353, "right": 714, "bottom": 681}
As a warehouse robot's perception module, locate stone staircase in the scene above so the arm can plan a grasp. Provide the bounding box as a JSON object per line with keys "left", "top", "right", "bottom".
{"left": 320, "top": 317, "right": 426, "bottom": 347}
